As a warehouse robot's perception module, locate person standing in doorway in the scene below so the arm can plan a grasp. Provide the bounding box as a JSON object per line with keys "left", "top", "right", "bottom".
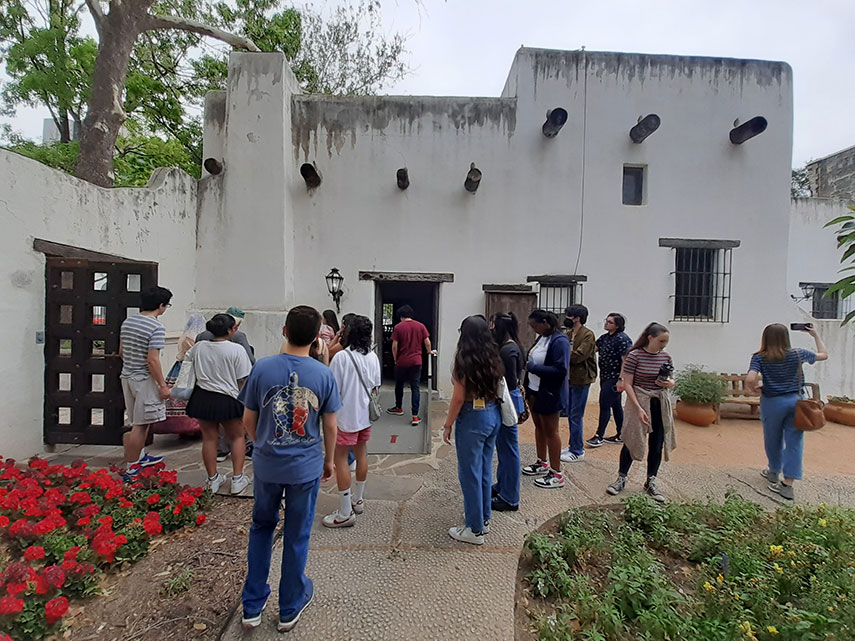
{"left": 490, "top": 312, "right": 524, "bottom": 512}
{"left": 745, "top": 323, "right": 828, "bottom": 501}
{"left": 323, "top": 315, "right": 381, "bottom": 528}
{"left": 119, "top": 286, "right": 172, "bottom": 481}
{"left": 587, "top": 313, "right": 632, "bottom": 447}
{"left": 185, "top": 314, "right": 253, "bottom": 495}
{"left": 606, "top": 322, "right": 676, "bottom": 503}
{"left": 386, "top": 305, "right": 435, "bottom": 426}
{"left": 239, "top": 306, "right": 341, "bottom": 633}
{"left": 522, "top": 310, "right": 570, "bottom": 489}
{"left": 561, "top": 305, "right": 597, "bottom": 464}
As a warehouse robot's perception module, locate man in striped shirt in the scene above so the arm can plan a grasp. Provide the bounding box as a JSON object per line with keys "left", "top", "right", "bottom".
{"left": 119, "top": 286, "right": 172, "bottom": 480}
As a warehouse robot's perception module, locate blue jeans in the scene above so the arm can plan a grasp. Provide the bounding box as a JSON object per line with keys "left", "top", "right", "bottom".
{"left": 455, "top": 402, "right": 501, "bottom": 532}
{"left": 567, "top": 384, "right": 590, "bottom": 454}
{"left": 395, "top": 365, "right": 422, "bottom": 415}
{"left": 596, "top": 379, "right": 624, "bottom": 437}
{"left": 492, "top": 388, "right": 524, "bottom": 506}
{"left": 242, "top": 476, "right": 320, "bottom": 620}
{"left": 761, "top": 393, "right": 804, "bottom": 480}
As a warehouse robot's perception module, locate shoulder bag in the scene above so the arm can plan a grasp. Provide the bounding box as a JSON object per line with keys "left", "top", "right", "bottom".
{"left": 346, "top": 350, "right": 382, "bottom": 423}
{"left": 170, "top": 356, "right": 196, "bottom": 401}
{"left": 498, "top": 378, "right": 519, "bottom": 427}
{"left": 794, "top": 351, "right": 825, "bottom": 432}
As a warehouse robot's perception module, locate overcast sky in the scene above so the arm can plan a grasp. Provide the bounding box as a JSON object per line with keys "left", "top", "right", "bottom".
{"left": 3, "top": 0, "right": 853, "bottom": 167}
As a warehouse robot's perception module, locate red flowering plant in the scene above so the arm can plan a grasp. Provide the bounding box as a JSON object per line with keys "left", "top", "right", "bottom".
{"left": 0, "top": 456, "right": 210, "bottom": 640}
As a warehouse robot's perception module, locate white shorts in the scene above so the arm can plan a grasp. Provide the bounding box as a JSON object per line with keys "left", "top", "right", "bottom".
{"left": 121, "top": 378, "right": 166, "bottom": 426}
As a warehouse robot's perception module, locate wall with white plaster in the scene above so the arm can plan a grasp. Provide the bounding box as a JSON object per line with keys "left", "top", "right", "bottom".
{"left": 0, "top": 150, "right": 197, "bottom": 459}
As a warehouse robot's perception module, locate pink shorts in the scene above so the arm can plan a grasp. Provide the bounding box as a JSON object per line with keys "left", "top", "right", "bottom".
{"left": 336, "top": 427, "right": 371, "bottom": 446}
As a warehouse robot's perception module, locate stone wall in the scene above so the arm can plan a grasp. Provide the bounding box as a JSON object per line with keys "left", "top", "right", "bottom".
{"left": 807, "top": 145, "right": 855, "bottom": 201}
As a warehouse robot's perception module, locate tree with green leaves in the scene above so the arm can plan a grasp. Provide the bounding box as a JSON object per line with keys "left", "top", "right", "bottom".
{"left": 825, "top": 208, "right": 855, "bottom": 324}
{"left": 0, "top": 0, "right": 97, "bottom": 142}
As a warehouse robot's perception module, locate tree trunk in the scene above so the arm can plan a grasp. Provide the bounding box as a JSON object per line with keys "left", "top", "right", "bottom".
{"left": 57, "top": 109, "right": 71, "bottom": 144}
{"left": 75, "top": 1, "right": 153, "bottom": 187}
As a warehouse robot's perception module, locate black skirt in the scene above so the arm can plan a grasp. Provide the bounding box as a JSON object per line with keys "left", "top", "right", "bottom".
{"left": 186, "top": 387, "right": 244, "bottom": 422}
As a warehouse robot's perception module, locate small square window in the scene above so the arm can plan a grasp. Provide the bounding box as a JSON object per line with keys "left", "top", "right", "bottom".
{"left": 623, "top": 165, "right": 645, "bottom": 206}
{"left": 91, "top": 340, "right": 105, "bottom": 357}
{"left": 60, "top": 272, "right": 73, "bottom": 289}
{"left": 90, "top": 408, "right": 104, "bottom": 426}
{"left": 126, "top": 274, "right": 141, "bottom": 292}
{"left": 126, "top": 307, "right": 139, "bottom": 319}
{"left": 59, "top": 305, "right": 73, "bottom": 325}
{"left": 59, "top": 339, "right": 72, "bottom": 357}
{"left": 92, "top": 306, "right": 106, "bottom": 325}
{"left": 91, "top": 374, "right": 105, "bottom": 393}
{"left": 58, "top": 373, "right": 72, "bottom": 392}
{"left": 93, "top": 272, "right": 108, "bottom": 291}
{"left": 58, "top": 407, "right": 72, "bottom": 425}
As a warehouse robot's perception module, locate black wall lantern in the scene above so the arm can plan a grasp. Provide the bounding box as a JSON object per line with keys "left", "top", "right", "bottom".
{"left": 629, "top": 114, "right": 661, "bottom": 143}
{"left": 542, "top": 108, "right": 568, "bottom": 138}
{"left": 464, "top": 163, "right": 482, "bottom": 193}
{"left": 300, "top": 162, "right": 322, "bottom": 189}
{"left": 396, "top": 168, "right": 410, "bottom": 190}
{"left": 325, "top": 268, "right": 344, "bottom": 313}
{"left": 729, "top": 116, "right": 768, "bottom": 144}
{"left": 203, "top": 158, "right": 223, "bottom": 175}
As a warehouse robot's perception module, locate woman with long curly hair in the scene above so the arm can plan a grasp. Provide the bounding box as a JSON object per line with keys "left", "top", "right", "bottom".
{"left": 442, "top": 315, "right": 504, "bottom": 545}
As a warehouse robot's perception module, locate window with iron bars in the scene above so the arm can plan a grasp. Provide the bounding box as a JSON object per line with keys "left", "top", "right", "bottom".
{"left": 660, "top": 239, "right": 737, "bottom": 323}
{"left": 804, "top": 283, "right": 853, "bottom": 320}
{"left": 537, "top": 283, "right": 583, "bottom": 316}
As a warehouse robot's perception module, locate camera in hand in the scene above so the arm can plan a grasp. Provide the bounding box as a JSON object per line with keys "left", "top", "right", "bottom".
{"left": 657, "top": 362, "right": 674, "bottom": 380}
{"left": 790, "top": 323, "right": 813, "bottom": 331}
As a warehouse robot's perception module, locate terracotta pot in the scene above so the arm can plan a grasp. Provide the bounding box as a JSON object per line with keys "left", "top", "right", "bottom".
{"left": 824, "top": 399, "right": 855, "bottom": 427}
{"left": 675, "top": 400, "right": 717, "bottom": 427}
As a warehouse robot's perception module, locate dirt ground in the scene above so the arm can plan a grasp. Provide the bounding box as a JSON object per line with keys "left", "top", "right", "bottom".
{"left": 63, "top": 497, "right": 253, "bottom": 641}
{"left": 518, "top": 405, "right": 855, "bottom": 477}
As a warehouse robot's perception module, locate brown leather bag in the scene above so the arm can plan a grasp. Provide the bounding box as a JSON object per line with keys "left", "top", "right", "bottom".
{"left": 794, "top": 353, "right": 825, "bottom": 431}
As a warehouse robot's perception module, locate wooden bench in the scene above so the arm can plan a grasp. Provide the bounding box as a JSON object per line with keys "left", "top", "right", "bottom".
{"left": 717, "top": 373, "right": 761, "bottom": 421}
{"left": 716, "top": 374, "right": 822, "bottom": 422}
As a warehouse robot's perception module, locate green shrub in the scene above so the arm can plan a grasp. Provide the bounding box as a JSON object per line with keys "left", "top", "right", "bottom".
{"left": 674, "top": 365, "right": 727, "bottom": 404}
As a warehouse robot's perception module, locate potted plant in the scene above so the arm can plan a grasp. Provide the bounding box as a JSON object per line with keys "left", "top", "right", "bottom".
{"left": 673, "top": 366, "right": 727, "bottom": 427}
{"left": 824, "top": 396, "right": 855, "bottom": 426}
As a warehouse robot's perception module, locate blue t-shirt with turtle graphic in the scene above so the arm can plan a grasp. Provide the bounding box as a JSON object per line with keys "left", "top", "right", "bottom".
{"left": 238, "top": 353, "right": 341, "bottom": 484}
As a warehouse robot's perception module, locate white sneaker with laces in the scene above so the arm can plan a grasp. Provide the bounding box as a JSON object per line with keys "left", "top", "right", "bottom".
{"left": 207, "top": 473, "right": 227, "bottom": 494}
{"left": 448, "top": 525, "right": 484, "bottom": 545}
{"left": 560, "top": 450, "right": 585, "bottom": 463}
{"left": 351, "top": 498, "right": 364, "bottom": 515}
{"left": 231, "top": 474, "right": 251, "bottom": 495}
{"left": 322, "top": 509, "right": 356, "bottom": 528}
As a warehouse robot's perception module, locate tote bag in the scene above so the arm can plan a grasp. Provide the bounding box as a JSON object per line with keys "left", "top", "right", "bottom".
{"left": 170, "top": 358, "right": 196, "bottom": 401}
{"left": 346, "top": 350, "right": 382, "bottom": 423}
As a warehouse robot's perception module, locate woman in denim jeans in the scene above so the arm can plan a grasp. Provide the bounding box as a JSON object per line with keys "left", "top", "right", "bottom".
{"left": 745, "top": 323, "right": 827, "bottom": 501}
{"left": 442, "top": 316, "right": 504, "bottom": 545}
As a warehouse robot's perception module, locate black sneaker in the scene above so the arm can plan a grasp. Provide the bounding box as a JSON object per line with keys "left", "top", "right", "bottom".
{"left": 603, "top": 434, "right": 623, "bottom": 444}
{"left": 521, "top": 460, "right": 549, "bottom": 476}
{"left": 386, "top": 407, "right": 404, "bottom": 416}
{"left": 491, "top": 496, "right": 519, "bottom": 512}
{"left": 585, "top": 435, "right": 604, "bottom": 448}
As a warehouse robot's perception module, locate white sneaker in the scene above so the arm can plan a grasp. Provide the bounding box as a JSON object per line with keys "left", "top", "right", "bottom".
{"left": 482, "top": 519, "right": 490, "bottom": 534}
{"left": 241, "top": 595, "right": 268, "bottom": 629}
{"left": 349, "top": 460, "right": 357, "bottom": 472}
{"left": 322, "top": 509, "right": 356, "bottom": 528}
{"left": 231, "top": 474, "right": 251, "bottom": 495}
{"left": 448, "top": 525, "right": 484, "bottom": 545}
{"left": 206, "top": 473, "right": 227, "bottom": 494}
{"left": 560, "top": 450, "right": 585, "bottom": 463}
{"left": 351, "top": 498, "right": 364, "bottom": 515}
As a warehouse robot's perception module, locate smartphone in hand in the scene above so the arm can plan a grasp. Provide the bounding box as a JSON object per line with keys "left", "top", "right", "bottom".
{"left": 790, "top": 322, "right": 813, "bottom": 331}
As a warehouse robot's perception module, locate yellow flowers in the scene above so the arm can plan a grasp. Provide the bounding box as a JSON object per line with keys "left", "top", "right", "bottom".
{"left": 769, "top": 544, "right": 784, "bottom": 556}
{"left": 717, "top": 574, "right": 724, "bottom": 584}
{"left": 767, "top": 626, "right": 779, "bottom": 635}
{"left": 818, "top": 518, "right": 828, "bottom": 527}
{"left": 773, "top": 563, "right": 784, "bottom": 574}
{"left": 738, "top": 620, "right": 757, "bottom": 640}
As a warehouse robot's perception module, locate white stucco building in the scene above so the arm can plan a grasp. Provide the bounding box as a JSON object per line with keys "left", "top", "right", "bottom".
{"left": 7, "top": 46, "right": 852, "bottom": 460}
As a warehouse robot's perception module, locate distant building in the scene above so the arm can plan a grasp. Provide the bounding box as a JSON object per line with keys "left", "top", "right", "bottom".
{"left": 806, "top": 145, "right": 855, "bottom": 202}
{"left": 41, "top": 118, "right": 80, "bottom": 145}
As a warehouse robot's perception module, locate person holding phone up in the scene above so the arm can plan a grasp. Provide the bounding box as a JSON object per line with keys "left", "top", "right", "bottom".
{"left": 606, "top": 322, "right": 676, "bottom": 503}
{"left": 745, "top": 323, "right": 828, "bottom": 501}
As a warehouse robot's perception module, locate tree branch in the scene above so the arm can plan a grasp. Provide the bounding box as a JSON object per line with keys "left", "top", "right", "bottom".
{"left": 83, "top": 0, "right": 103, "bottom": 38}
{"left": 143, "top": 14, "right": 260, "bottom": 52}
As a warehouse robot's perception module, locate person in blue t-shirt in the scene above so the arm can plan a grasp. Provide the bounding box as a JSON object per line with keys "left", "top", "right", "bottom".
{"left": 238, "top": 306, "right": 342, "bottom": 633}
{"left": 745, "top": 323, "right": 828, "bottom": 502}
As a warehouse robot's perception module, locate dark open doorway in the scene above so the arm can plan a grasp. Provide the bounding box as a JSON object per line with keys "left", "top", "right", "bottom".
{"left": 374, "top": 281, "right": 438, "bottom": 389}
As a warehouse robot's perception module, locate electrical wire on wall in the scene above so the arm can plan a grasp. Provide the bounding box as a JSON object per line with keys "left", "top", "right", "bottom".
{"left": 573, "top": 51, "right": 588, "bottom": 278}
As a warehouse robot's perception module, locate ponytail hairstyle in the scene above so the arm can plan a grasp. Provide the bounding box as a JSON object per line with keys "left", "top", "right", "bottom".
{"left": 528, "top": 308, "right": 559, "bottom": 332}
{"left": 630, "top": 322, "right": 669, "bottom": 352}
{"left": 491, "top": 312, "right": 521, "bottom": 350}
{"left": 453, "top": 315, "right": 504, "bottom": 401}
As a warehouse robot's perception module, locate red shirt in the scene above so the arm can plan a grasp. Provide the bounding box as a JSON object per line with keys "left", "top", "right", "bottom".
{"left": 392, "top": 320, "right": 429, "bottom": 368}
